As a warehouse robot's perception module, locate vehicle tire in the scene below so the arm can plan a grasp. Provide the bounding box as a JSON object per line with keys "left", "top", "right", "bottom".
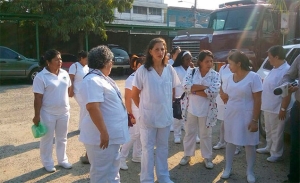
{"left": 258, "top": 110, "right": 266, "bottom": 138}
{"left": 28, "top": 68, "right": 40, "bottom": 83}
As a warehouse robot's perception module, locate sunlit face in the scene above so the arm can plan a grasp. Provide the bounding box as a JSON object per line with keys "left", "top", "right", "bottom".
{"left": 199, "top": 56, "right": 213, "bottom": 71}
{"left": 228, "top": 59, "right": 240, "bottom": 73}
{"left": 47, "top": 54, "right": 62, "bottom": 70}
{"left": 149, "top": 42, "right": 166, "bottom": 62}
{"left": 267, "top": 52, "right": 277, "bottom": 66}
{"left": 182, "top": 54, "right": 192, "bottom": 68}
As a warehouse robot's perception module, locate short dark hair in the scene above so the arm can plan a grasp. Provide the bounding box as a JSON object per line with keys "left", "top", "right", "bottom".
{"left": 228, "top": 51, "right": 252, "bottom": 71}
{"left": 130, "top": 55, "right": 145, "bottom": 70}
{"left": 39, "top": 49, "right": 60, "bottom": 68}
{"left": 198, "top": 50, "right": 213, "bottom": 62}
{"left": 88, "top": 45, "right": 114, "bottom": 69}
{"left": 78, "top": 50, "right": 88, "bottom": 59}
{"left": 144, "top": 37, "right": 168, "bottom": 71}
{"left": 267, "top": 45, "right": 285, "bottom": 60}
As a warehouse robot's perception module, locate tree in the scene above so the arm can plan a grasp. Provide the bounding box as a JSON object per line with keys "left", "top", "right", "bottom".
{"left": 0, "top": 0, "right": 133, "bottom": 50}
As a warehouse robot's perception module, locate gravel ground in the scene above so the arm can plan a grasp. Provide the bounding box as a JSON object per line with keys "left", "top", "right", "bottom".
{"left": 0, "top": 76, "right": 290, "bottom": 183}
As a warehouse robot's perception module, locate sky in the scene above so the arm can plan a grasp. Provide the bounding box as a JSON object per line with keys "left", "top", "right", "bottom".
{"left": 164, "top": 0, "right": 235, "bottom": 10}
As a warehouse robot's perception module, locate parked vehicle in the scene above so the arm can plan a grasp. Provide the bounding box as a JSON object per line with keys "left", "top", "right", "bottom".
{"left": 172, "top": 0, "right": 300, "bottom": 71}
{"left": 108, "top": 44, "right": 130, "bottom": 75}
{"left": 61, "top": 53, "right": 78, "bottom": 72}
{"left": 0, "top": 46, "right": 40, "bottom": 82}
{"left": 256, "top": 44, "right": 300, "bottom": 138}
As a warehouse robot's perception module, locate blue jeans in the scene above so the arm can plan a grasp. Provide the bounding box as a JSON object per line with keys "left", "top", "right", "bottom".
{"left": 287, "top": 101, "right": 300, "bottom": 182}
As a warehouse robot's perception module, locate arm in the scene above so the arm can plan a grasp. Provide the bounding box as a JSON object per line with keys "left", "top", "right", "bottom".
{"left": 33, "top": 93, "right": 43, "bottom": 126}
{"left": 86, "top": 102, "right": 109, "bottom": 149}
{"left": 220, "top": 86, "right": 229, "bottom": 104}
{"left": 68, "top": 74, "right": 75, "bottom": 97}
{"left": 203, "top": 71, "right": 221, "bottom": 100}
{"left": 191, "top": 85, "right": 208, "bottom": 92}
{"left": 278, "top": 93, "right": 292, "bottom": 120}
{"left": 125, "top": 88, "right": 136, "bottom": 124}
{"left": 248, "top": 91, "right": 262, "bottom": 132}
{"left": 132, "top": 86, "right": 141, "bottom": 108}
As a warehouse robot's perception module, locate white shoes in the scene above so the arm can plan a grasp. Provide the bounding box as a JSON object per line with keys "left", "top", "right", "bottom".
{"left": 247, "top": 173, "right": 256, "bottom": 183}
{"left": 213, "top": 142, "right": 226, "bottom": 150}
{"left": 174, "top": 137, "right": 181, "bottom": 144}
{"left": 196, "top": 136, "right": 200, "bottom": 144}
{"left": 256, "top": 147, "right": 270, "bottom": 154}
{"left": 221, "top": 169, "right": 232, "bottom": 179}
{"left": 59, "top": 162, "right": 72, "bottom": 169}
{"left": 179, "top": 156, "right": 191, "bottom": 166}
{"left": 45, "top": 166, "right": 56, "bottom": 173}
{"left": 204, "top": 158, "right": 214, "bottom": 169}
{"left": 132, "top": 157, "right": 141, "bottom": 163}
{"left": 120, "top": 160, "right": 128, "bottom": 170}
{"left": 267, "top": 156, "right": 283, "bottom": 162}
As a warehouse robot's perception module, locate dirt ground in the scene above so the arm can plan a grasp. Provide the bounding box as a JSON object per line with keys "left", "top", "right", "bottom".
{"left": 0, "top": 76, "right": 291, "bottom": 183}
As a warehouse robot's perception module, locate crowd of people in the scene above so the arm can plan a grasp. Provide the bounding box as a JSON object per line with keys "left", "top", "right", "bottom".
{"left": 32, "top": 37, "right": 300, "bottom": 183}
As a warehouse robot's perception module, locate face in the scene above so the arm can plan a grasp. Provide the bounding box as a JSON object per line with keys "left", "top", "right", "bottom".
{"left": 149, "top": 42, "right": 166, "bottom": 62}
{"left": 267, "top": 52, "right": 277, "bottom": 66}
{"left": 81, "top": 57, "right": 88, "bottom": 65}
{"left": 47, "top": 54, "right": 62, "bottom": 70}
{"left": 228, "top": 59, "right": 240, "bottom": 73}
{"left": 199, "top": 56, "right": 213, "bottom": 71}
{"left": 182, "top": 54, "right": 192, "bottom": 68}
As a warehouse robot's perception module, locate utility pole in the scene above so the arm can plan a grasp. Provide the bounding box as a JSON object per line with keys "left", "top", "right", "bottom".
{"left": 194, "top": 0, "right": 197, "bottom": 27}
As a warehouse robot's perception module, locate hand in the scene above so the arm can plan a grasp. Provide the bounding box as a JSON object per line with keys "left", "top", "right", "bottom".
{"left": 69, "top": 90, "right": 74, "bottom": 97}
{"left": 131, "top": 118, "right": 136, "bottom": 125}
{"left": 288, "top": 85, "right": 299, "bottom": 94}
{"left": 220, "top": 92, "right": 229, "bottom": 104}
{"left": 32, "top": 116, "right": 40, "bottom": 126}
{"left": 248, "top": 121, "right": 258, "bottom": 132}
{"left": 189, "top": 62, "right": 194, "bottom": 68}
{"left": 278, "top": 110, "right": 286, "bottom": 120}
{"left": 100, "top": 131, "right": 109, "bottom": 150}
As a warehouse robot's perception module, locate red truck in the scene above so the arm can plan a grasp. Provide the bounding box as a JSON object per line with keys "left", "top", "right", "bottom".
{"left": 172, "top": 0, "right": 300, "bottom": 71}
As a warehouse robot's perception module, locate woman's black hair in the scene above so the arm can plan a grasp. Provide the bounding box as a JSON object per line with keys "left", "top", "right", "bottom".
{"left": 88, "top": 45, "right": 114, "bottom": 69}
{"left": 144, "top": 37, "right": 168, "bottom": 71}
{"left": 130, "top": 55, "right": 145, "bottom": 70}
{"left": 267, "top": 45, "right": 285, "bottom": 60}
{"left": 39, "top": 49, "right": 60, "bottom": 68}
{"left": 228, "top": 51, "right": 252, "bottom": 71}
{"left": 78, "top": 50, "right": 88, "bottom": 59}
{"left": 172, "top": 50, "right": 190, "bottom": 67}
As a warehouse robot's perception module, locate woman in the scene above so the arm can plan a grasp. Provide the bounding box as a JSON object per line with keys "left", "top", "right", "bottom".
{"left": 180, "top": 50, "right": 220, "bottom": 169}
{"left": 32, "top": 49, "right": 72, "bottom": 172}
{"left": 131, "top": 37, "right": 180, "bottom": 183}
{"left": 257, "top": 45, "right": 292, "bottom": 162}
{"left": 78, "top": 45, "right": 129, "bottom": 183}
{"left": 168, "top": 46, "right": 181, "bottom": 66}
{"left": 172, "top": 50, "right": 193, "bottom": 144}
{"left": 119, "top": 55, "right": 144, "bottom": 170}
{"left": 221, "top": 51, "right": 262, "bottom": 183}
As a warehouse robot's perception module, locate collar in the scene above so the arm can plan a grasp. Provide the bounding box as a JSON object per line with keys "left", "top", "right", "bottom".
{"left": 273, "top": 61, "right": 288, "bottom": 70}
{"left": 41, "top": 67, "right": 63, "bottom": 75}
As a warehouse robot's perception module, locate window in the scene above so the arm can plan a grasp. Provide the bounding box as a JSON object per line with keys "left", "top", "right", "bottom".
{"left": 209, "top": 11, "right": 227, "bottom": 30}
{"left": 0, "top": 47, "right": 18, "bottom": 59}
{"left": 133, "top": 6, "right": 147, "bottom": 15}
{"left": 286, "top": 48, "right": 300, "bottom": 65}
{"left": 123, "top": 8, "right": 131, "bottom": 13}
{"left": 149, "top": 8, "right": 161, "bottom": 15}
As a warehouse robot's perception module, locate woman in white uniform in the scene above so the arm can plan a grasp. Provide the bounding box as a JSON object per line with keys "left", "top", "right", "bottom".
{"left": 132, "top": 38, "right": 180, "bottom": 183}
{"left": 257, "top": 45, "right": 292, "bottom": 162}
{"left": 180, "top": 50, "right": 221, "bottom": 169}
{"left": 221, "top": 51, "right": 262, "bottom": 183}
{"left": 78, "top": 45, "right": 129, "bottom": 183}
{"left": 32, "top": 49, "right": 72, "bottom": 172}
{"left": 120, "top": 55, "right": 144, "bottom": 170}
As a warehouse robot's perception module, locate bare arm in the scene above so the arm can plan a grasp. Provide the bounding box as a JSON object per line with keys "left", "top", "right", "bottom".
{"left": 248, "top": 91, "right": 262, "bottom": 132}
{"left": 125, "top": 88, "right": 132, "bottom": 114}
{"left": 33, "top": 93, "right": 43, "bottom": 126}
{"left": 191, "top": 84, "right": 208, "bottom": 92}
{"left": 86, "top": 102, "right": 109, "bottom": 149}
{"left": 68, "top": 74, "right": 75, "bottom": 97}
{"left": 132, "top": 86, "right": 141, "bottom": 108}
{"left": 278, "top": 93, "right": 292, "bottom": 120}
{"left": 193, "top": 90, "right": 207, "bottom": 97}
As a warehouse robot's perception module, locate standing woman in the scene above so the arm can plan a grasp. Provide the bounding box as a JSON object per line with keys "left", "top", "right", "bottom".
{"left": 32, "top": 49, "right": 72, "bottom": 172}
{"left": 132, "top": 38, "right": 180, "bottom": 183}
{"left": 221, "top": 51, "right": 262, "bottom": 183}
{"left": 78, "top": 45, "right": 129, "bottom": 182}
{"left": 179, "top": 50, "right": 220, "bottom": 169}
{"left": 257, "top": 45, "right": 292, "bottom": 162}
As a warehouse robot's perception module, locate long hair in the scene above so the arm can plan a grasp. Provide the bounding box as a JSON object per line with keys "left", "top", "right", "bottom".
{"left": 144, "top": 37, "right": 168, "bottom": 71}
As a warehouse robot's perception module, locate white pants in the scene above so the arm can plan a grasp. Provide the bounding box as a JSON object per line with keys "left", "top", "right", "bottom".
{"left": 264, "top": 111, "right": 288, "bottom": 157}
{"left": 183, "top": 112, "right": 212, "bottom": 159}
{"left": 74, "top": 93, "right": 85, "bottom": 130}
{"left": 40, "top": 110, "right": 70, "bottom": 168}
{"left": 140, "top": 123, "right": 171, "bottom": 183}
{"left": 85, "top": 144, "right": 121, "bottom": 183}
{"left": 173, "top": 118, "right": 183, "bottom": 139}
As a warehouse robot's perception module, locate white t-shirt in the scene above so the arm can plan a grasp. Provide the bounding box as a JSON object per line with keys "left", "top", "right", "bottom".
{"left": 78, "top": 69, "right": 129, "bottom": 145}
{"left": 261, "top": 62, "right": 292, "bottom": 113}
{"left": 173, "top": 66, "right": 187, "bottom": 98}
{"left": 68, "top": 62, "right": 89, "bottom": 94}
{"left": 32, "top": 68, "right": 71, "bottom": 115}
{"left": 168, "top": 59, "right": 174, "bottom": 66}
{"left": 133, "top": 64, "right": 180, "bottom": 128}
{"left": 125, "top": 72, "right": 139, "bottom": 115}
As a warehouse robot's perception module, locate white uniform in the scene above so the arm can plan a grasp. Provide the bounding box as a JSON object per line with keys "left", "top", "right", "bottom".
{"left": 120, "top": 72, "right": 142, "bottom": 161}
{"left": 224, "top": 71, "right": 263, "bottom": 146}
{"left": 168, "top": 58, "right": 174, "bottom": 66}
{"left": 261, "top": 62, "right": 291, "bottom": 158}
{"left": 32, "top": 68, "right": 71, "bottom": 169}
{"left": 68, "top": 62, "right": 89, "bottom": 129}
{"left": 79, "top": 69, "right": 129, "bottom": 183}
{"left": 133, "top": 64, "right": 180, "bottom": 183}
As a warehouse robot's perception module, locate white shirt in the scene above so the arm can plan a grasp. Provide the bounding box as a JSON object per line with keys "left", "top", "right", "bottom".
{"left": 68, "top": 62, "right": 89, "bottom": 94}
{"left": 216, "top": 64, "right": 232, "bottom": 106}
{"left": 32, "top": 68, "right": 71, "bottom": 115}
{"left": 78, "top": 69, "right": 129, "bottom": 145}
{"left": 173, "top": 66, "right": 187, "bottom": 98}
{"left": 133, "top": 65, "right": 180, "bottom": 128}
{"left": 125, "top": 72, "right": 139, "bottom": 115}
{"left": 261, "top": 62, "right": 292, "bottom": 113}
{"left": 168, "top": 59, "right": 174, "bottom": 66}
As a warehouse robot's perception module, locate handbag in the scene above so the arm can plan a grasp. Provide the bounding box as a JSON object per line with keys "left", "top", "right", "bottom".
{"left": 172, "top": 92, "right": 186, "bottom": 119}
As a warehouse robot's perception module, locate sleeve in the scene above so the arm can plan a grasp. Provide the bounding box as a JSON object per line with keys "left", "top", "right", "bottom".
{"left": 80, "top": 78, "right": 104, "bottom": 105}
{"left": 125, "top": 76, "right": 133, "bottom": 90}
{"left": 219, "top": 65, "right": 225, "bottom": 78}
{"left": 251, "top": 73, "right": 263, "bottom": 93}
{"left": 204, "top": 70, "right": 221, "bottom": 99}
{"left": 170, "top": 66, "right": 181, "bottom": 88}
{"left": 68, "top": 63, "right": 76, "bottom": 75}
{"left": 281, "top": 55, "right": 300, "bottom": 84}
{"left": 32, "top": 74, "right": 45, "bottom": 94}
{"left": 132, "top": 66, "right": 144, "bottom": 90}
{"left": 182, "top": 67, "right": 194, "bottom": 93}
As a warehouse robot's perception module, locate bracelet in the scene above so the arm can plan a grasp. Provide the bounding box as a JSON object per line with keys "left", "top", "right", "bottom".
{"left": 252, "top": 119, "right": 258, "bottom": 123}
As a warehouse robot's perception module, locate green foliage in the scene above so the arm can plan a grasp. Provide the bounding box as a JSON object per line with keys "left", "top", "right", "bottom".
{"left": 0, "top": 0, "right": 133, "bottom": 41}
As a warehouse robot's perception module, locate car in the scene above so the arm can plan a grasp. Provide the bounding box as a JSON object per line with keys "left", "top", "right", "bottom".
{"left": 61, "top": 53, "right": 78, "bottom": 72}
{"left": 108, "top": 44, "right": 130, "bottom": 75}
{"left": 0, "top": 46, "right": 40, "bottom": 82}
{"left": 256, "top": 44, "right": 300, "bottom": 138}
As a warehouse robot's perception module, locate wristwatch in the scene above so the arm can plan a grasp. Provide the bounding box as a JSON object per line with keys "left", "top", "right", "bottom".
{"left": 280, "top": 107, "right": 286, "bottom": 111}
